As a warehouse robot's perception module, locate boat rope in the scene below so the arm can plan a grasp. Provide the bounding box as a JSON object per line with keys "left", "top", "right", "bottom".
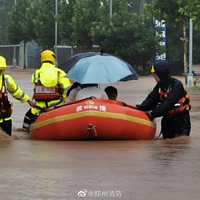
{"left": 85, "top": 124, "right": 97, "bottom": 138}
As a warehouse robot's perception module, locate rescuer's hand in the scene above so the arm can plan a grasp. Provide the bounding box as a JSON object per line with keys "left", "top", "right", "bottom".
{"left": 27, "top": 99, "right": 36, "bottom": 108}
{"left": 136, "top": 104, "right": 146, "bottom": 111}
{"left": 146, "top": 112, "right": 155, "bottom": 121}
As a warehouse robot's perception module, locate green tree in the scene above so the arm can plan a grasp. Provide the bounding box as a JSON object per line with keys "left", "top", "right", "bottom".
{"left": 72, "top": 0, "right": 102, "bottom": 47}
{"left": 178, "top": 0, "right": 200, "bottom": 65}
{"left": 6, "top": 0, "right": 35, "bottom": 68}
{"left": 178, "top": 0, "right": 200, "bottom": 30}
{"left": 193, "top": 31, "right": 200, "bottom": 64}
{"left": 58, "top": 0, "right": 75, "bottom": 46}
{"left": 127, "top": 0, "right": 140, "bottom": 14}
{"left": 0, "top": 0, "right": 15, "bottom": 44}
{"left": 166, "top": 23, "right": 184, "bottom": 63}
{"left": 146, "top": 0, "right": 189, "bottom": 82}
{"left": 32, "top": 0, "right": 57, "bottom": 49}
{"left": 7, "top": 0, "right": 34, "bottom": 44}
{"left": 92, "top": 0, "right": 158, "bottom": 74}
{"left": 93, "top": 15, "right": 158, "bottom": 74}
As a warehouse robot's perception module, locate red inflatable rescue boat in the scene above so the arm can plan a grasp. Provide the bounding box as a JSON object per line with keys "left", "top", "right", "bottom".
{"left": 30, "top": 98, "right": 156, "bottom": 140}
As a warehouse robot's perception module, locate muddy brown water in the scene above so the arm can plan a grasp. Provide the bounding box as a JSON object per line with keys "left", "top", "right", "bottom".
{"left": 0, "top": 67, "right": 200, "bottom": 200}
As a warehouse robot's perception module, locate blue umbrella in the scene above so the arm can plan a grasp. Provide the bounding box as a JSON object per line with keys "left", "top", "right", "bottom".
{"left": 61, "top": 52, "right": 139, "bottom": 84}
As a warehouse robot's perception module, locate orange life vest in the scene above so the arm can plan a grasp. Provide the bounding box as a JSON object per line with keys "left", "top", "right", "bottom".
{"left": 33, "top": 77, "right": 62, "bottom": 101}
{"left": 159, "top": 86, "right": 191, "bottom": 117}
{"left": 0, "top": 75, "right": 12, "bottom": 119}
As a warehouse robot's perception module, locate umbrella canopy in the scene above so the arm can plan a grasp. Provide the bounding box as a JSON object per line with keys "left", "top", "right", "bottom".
{"left": 60, "top": 52, "right": 139, "bottom": 84}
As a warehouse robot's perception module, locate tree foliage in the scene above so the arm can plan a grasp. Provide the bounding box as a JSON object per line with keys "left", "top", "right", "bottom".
{"left": 72, "top": 0, "right": 102, "bottom": 47}
{"left": 7, "top": 0, "right": 34, "bottom": 44}
{"left": 32, "top": 0, "right": 56, "bottom": 49}
{"left": 146, "top": 0, "right": 187, "bottom": 23}
{"left": 178, "top": 0, "right": 200, "bottom": 30}
{"left": 0, "top": 0, "right": 13, "bottom": 44}
{"left": 6, "top": 0, "right": 196, "bottom": 73}
{"left": 58, "top": 0, "right": 75, "bottom": 45}
{"left": 145, "top": 0, "right": 190, "bottom": 79}
{"left": 93, "top": 16, "right": 157, "bottom": 67}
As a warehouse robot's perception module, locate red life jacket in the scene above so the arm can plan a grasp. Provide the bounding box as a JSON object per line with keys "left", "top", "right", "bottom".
{"left": 159, "top": 86, "right": 191, "bottom": 117}
{"left": 0, "top": 75, "right": 12, "bottom": 119}
{"left": 33, "top": 75, "right": 62, "bottom": 101}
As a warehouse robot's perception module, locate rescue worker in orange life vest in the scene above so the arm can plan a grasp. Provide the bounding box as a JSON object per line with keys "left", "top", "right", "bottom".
{"left": 136, "top": 62, "right": 191, "bottom": 139}
{"left": 0, "top": 56, "right": 35, "bottom": 136}
{"left": 22, "top": 50, "right": 71, "bottom": 131}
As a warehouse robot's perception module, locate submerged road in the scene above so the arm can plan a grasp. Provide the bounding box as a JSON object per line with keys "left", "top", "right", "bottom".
{"left": 0, "top": 66, "right": 200, "bottom": 200}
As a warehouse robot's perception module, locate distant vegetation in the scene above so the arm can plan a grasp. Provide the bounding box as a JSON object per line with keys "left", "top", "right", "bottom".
{"left": 0, "top": 0, "right": 200, "bottom": 75}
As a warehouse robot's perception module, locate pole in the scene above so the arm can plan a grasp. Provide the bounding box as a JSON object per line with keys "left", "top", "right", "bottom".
{"left": 139, "top": 0, "right": 146, "bottom": 16}
{"left": 55, "top": 0, "right": 58, "bottom": 66}
{"left": 110, "top": 0, "right": 112, "bottom": 19}
{"left": 13, "top": 0, "right": 17, "bottom": 69}
{"left": 187, "top": 18, "right": 193, "bottom": 86}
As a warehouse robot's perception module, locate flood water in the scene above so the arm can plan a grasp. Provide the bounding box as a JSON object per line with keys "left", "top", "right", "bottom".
{"left": 1, "top": 138, "right": 200, "bottom": 200}
{"left": 0, "top": 67, "right": 200, "bottom": 200}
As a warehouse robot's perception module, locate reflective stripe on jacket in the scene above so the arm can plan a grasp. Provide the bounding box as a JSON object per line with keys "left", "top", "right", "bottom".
{"left": 159, "top": 86, "right": 191, "bottom": 117}
{"left": 31, "top": 63, "right": 71, "bottom": 115}
{"left": 0, "top": 74, "right": 30, "bottom": 122}
{"left": 0, "top": 75, "right": 12, "bottom": 119}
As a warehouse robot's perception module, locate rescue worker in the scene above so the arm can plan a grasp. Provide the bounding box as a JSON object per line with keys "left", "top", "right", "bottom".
{"left": 0, "top": 56, "right": 35, "bottom": 135}
{"left": 23, "top": 50, "right": 71, "bottom": 131}
{"left": 136, "top": 62, "right": 191, "bottom": 139}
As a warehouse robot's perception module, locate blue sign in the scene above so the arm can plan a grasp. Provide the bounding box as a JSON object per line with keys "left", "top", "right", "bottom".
{"left": 154, "top": 20, "right": 166, "bottom": 64}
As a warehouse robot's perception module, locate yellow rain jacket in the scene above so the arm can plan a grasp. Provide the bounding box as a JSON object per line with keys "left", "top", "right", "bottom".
{"left": 0, "top": 74, "right": 30, "bottom": 123}
{"left": 31, "top": 62, "right": 71, "bottom": 115}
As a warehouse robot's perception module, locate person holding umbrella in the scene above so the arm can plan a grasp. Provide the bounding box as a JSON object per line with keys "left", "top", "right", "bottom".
{"left": 136, "top": 62, "right": 191, "bottom": 139}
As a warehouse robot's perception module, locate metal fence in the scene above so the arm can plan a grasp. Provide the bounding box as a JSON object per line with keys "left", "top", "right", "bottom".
{"left": 56, "top": 46, "right": 100, "bottom": 68}
{"left": 0, "top": 42, "right": 100, "bottom": 69}
{"left": 0, "top": 42, "right": 185, "bottom": 76}
{"left": 0, "top": 45, "right": 20, "bottom": 65}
